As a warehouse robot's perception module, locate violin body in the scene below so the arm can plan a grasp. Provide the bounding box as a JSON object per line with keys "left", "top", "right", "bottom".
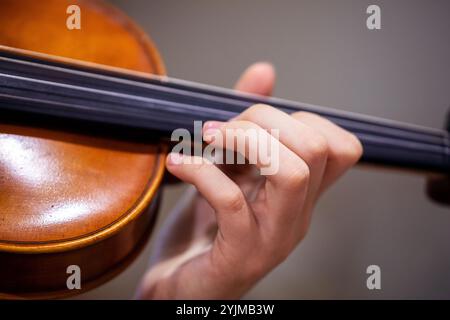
{"left": 0, "top": 0, "right": 166, "bottom": 298}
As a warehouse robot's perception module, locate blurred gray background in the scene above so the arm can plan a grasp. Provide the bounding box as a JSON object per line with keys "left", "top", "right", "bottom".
{"left": 77, "top": 0, "right": 450, "bottom": 299}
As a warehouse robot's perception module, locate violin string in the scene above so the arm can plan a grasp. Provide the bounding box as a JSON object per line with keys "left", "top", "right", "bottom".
{"left": 0, "top": 54, "right": 446, "bottom": 144}
{"left": 1, "top": 88, "right": 448, "bottom": 173}
{"left": 0, "top": 53, "right": 448, "bottom": 173}
{"left": 3, "top": 52, "right": 443, "bottom": 136}
{"left": 0, "top": 72, "right": 446, "bottom": 157}
{"left": 0, "top": 53, "right": 445, "bottom": 150}
{"left": 1, "top": 75, "right": 448, "bottom": 172}
{"left": 0, "top": 85, "right": 445, "bottom": 159}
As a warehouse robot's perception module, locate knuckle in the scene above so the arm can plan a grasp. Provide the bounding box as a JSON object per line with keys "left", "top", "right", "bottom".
{"left": 251, "top": 103, "right": 273, "bottom": 113}
{"left": 245, "top": 103, "right": 273, "bottom": 119}
{"left": 304, "top": 134, "right": 329, "bottom": 159}
{"left": 285, "top": 162, "right": 310, "bottom": 188}
{"left": 292, "top": 110, "right": 315, "bottom": 120}
{"left": 187, "top": 158, "right": 212, "bottom": 175}
{"left": 189, "top": 162, "right": 204, "bottom": 174}
{"left": 189, "top": 160, "right": 205, "bottom": 172}
{"left": 222, "top": 187, "right": 246, "bottom": 212}
{"left": 293, "top": 111, "right": 333, "bottom": 127}
{"left": 238, "top": 119, "right": 257, "bottom": 129}
{"left": 229, "top": 119, "right": 254, "bottom": 130}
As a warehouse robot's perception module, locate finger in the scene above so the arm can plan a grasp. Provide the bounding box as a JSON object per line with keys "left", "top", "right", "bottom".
{"left": 202, "top": 120, "right": 309, "bottom": 225}
{"left": 291, "top": 111, "right": 363, "bottom": 192}
{"left": 165, "top": 153, "right": 256, "bottom": 242}
{"left": 235, "top": 104, "right": 328, "bottom": 195}
{"left": 232, "top": 104, "right": 329, "bottom": 234}
{"left": 234, "top": 62, "right": 275, "bottom": 96}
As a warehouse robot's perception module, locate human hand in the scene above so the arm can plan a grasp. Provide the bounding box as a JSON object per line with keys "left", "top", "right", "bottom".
{"left": 136, "top": 63, "right": 363, "bottom": 299}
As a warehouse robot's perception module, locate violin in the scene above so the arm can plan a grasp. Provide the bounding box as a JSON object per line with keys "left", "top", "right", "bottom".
{"left": 0, "top": 0, "right": 448, "bottom": 298}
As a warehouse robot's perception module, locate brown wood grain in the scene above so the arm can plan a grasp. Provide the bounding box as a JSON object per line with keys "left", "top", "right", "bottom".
{"left": 0, "top": 0, "right": 167, "bottom": 298}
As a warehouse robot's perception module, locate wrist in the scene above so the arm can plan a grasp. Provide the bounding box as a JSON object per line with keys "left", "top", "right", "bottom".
{"left": 207, "top": 246, "right": 266, "bottom": 299}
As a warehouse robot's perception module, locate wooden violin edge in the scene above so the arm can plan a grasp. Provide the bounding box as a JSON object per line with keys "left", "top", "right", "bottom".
{"left": 0, "top": 44, "right": 168, "bottom": 83}
{"left": 0, "top": 148, "right": 166, "bottom": 254}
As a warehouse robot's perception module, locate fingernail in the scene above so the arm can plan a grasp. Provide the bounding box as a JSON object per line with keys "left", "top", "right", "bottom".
{"left": 203, "top": 121, "right": 223, "bottom": 130}
{"left": 203, "top": 121, "right": 223, "bottom": 142}
{"left": 167, "top": 152, "right": 183, "bottom": 165}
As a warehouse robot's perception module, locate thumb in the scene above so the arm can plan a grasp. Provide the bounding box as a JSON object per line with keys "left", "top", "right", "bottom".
{"left": 234, "top": 62, "right": 276, "bottom": 96}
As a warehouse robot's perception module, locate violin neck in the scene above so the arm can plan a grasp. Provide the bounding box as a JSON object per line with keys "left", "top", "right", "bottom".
{"left": 0, "top": 46, "right": 449, "bottom": 175}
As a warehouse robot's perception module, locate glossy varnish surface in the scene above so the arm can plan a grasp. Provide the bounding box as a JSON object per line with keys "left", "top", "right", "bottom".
{"left": 0, "top": 124, "right": 159, "bottom": 244}
{"left": 0, "top": 0, "right": 166, "bottom": 296}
